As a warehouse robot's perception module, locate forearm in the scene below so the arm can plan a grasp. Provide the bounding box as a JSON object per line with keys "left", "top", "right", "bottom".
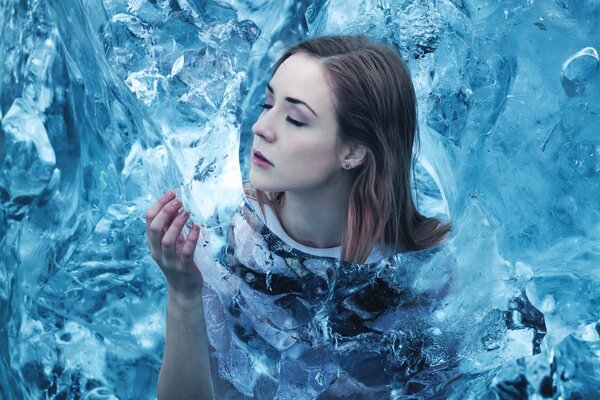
{"left": 158, "top": 291, "right": 214, "bottom": 400}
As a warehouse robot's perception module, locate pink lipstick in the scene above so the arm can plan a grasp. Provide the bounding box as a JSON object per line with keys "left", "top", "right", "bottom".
{"left": 252, "top": 150, "right": 273, "bottom": 168}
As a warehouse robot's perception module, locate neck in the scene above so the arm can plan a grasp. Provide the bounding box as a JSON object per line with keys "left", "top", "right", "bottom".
{"left": 277, "top": 182, "right": 351, "bottom": 249}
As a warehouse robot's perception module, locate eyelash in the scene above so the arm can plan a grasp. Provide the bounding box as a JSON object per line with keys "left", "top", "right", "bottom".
{"left": 259, "top": 103, "right": 305, "bottom": 127}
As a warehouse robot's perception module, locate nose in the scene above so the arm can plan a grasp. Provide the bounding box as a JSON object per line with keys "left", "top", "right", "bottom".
{"left": 252, "top": 111, "right": 276, "bottom": 143}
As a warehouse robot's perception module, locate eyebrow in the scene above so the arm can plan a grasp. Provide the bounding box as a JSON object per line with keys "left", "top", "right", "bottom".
{"left": 267, "top": 84, "right": 318, "bottom": 117}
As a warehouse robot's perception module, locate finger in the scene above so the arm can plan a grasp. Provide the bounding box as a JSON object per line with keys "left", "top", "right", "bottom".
{"left": 148, "top": 197, "right": 183, "bottom": 252}
{"left": 174, "top": 231, "right": 186, "bottom": 256}
{"left": 145, "top": 190, "right": 176, "bottom": 228}
{"left": 181, "top": 224, "right": 201, "bottom": 262}
{"left": 162, "top": 209, "right": 190, "bottom": 262}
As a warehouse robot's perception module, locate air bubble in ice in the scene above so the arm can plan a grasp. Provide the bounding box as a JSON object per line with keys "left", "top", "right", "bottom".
{"left": 561, "top": 47, "right": 599, "bottom": 96}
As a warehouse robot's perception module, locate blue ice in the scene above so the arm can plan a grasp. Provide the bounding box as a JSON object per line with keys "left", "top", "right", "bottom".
{"left": 0, "top": 0, "right": 599, "bottom": 399}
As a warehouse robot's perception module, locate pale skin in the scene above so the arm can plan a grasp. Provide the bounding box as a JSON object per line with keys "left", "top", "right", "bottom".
{"left": 250, "top": 52, "right": 366, "bottom": 247}
{"left": 147, "top": 53, "right": 366, "bottom": 398}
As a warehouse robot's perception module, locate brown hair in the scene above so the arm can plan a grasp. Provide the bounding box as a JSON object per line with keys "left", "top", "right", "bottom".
{"left": 253, "top": 35, "right": 450, "bottom": 263}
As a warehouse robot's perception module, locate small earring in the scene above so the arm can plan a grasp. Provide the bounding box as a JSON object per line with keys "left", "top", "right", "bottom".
{"left": 343, "top": 161, "right": 352, "bottom": 170}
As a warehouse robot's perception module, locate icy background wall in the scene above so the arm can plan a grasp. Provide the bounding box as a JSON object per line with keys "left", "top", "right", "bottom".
{"left": 0, "top": 0, "right": 598, "bottom": 399}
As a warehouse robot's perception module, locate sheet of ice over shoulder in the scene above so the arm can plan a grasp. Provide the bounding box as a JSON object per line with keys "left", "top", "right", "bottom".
{"left": 199, "top": 200, "right": 547, "bottom": 399}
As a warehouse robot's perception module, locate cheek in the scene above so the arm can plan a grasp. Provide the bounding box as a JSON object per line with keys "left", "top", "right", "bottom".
{"left": 291, "top": 140, "right": 339, "bottom": 170}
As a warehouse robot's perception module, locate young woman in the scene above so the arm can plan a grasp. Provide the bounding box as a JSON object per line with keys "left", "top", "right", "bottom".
{"left": 146, "top": 35, "right": 450, "bottom": 399}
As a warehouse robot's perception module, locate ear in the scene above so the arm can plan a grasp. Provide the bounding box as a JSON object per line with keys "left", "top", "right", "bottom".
{"left": 339, "top": 140, "right": 367, "bottom": 169}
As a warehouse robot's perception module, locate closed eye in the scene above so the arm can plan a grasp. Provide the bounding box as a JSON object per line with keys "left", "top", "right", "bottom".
{"left": 260, "top": 103, "right": 306, "bottom": 127}
{"left": 286, "top": 117, "right": 305, "bottom": 127}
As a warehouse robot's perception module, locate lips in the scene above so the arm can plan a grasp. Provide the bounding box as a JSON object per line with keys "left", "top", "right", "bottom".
{"left": 253, "top": 150, "right": 273, "bottom": 166}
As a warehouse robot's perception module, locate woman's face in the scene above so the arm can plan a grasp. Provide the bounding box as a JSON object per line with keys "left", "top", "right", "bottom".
{"left": 249, "top": 52, "right": 346, "bottom": 194}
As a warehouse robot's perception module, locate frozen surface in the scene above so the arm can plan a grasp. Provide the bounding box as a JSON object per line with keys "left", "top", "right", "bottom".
{"left": 0, "top": 0, "right": 599, "bottom": 399}
{"left": 201, "top": 201, "right": 547, "bottom": 398}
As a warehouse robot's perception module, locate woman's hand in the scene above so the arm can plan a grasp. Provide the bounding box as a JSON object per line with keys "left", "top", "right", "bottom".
{"left": 146, "top": 190, "right": 204, "bottom": 301}
{"left": 149, "top": 191, "right": 216, "bottom": 399}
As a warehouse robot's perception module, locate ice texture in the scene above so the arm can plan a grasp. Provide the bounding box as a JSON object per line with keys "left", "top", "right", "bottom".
{"left": 0, "top": 0, "right": 598, "bottom": 399}
{"left": 202, "top": 202, "right": 547, "bottom": 398}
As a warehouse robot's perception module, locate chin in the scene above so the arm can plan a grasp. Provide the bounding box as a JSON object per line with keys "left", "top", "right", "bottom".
{"left": 248, "top": 172, "right": 277, "bottom": 193}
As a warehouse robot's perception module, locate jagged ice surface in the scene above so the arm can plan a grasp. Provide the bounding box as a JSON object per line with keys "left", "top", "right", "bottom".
{"left": 0, "top": 0, "right": 599, "bottom": 399}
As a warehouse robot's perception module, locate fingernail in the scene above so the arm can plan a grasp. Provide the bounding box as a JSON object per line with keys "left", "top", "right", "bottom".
{"left": 181, "top": 210, "right": 189, "bottom": 218}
